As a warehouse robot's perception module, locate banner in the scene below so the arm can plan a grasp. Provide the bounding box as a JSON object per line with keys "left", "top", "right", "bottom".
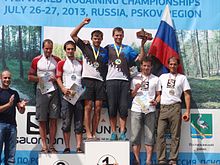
{"left": 1, "top": 1, "right": 220, "bottom": 165}
{"left": 15, "top": 107, "right": 220, "bottom": 165}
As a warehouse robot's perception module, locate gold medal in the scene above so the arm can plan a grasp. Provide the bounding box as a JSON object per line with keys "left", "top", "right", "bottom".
{"left": 114, "top": 44, "right": 122, "bottom": 65}
{"left": 115, "top": 59, "right": 121, "bottom": 65}
{"left": 93, "top": 61, "right": 99, "bottom": 68}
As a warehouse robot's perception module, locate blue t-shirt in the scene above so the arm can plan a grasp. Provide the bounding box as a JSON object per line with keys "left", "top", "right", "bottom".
{"left": 0, "top": 88, "right": 20, "bottom": 125}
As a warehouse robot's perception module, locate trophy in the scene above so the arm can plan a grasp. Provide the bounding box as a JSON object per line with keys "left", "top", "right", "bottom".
{"left": 136, "top": 28, "right": 153, "bottom": 40}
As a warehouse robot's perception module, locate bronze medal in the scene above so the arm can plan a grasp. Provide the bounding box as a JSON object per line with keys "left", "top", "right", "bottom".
{"left": 169, "top": 89, "right": 175, "bottom": 95}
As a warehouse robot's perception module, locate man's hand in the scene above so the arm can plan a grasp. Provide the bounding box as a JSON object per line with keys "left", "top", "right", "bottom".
{"left": 150, "top": 99, "right": 158, "bottom": 106}
{"left": 8, "top": 94, "right": 15, "bottom": 107}
{"left": 19, "top": 100, "right": 28, "bottom": 108}
{"left": 61, "top": 87, "right": 69, "bottom": 96}
{"left": 49, "top": 75, "right": 57, "bottom": 82}
{"left": 83, "top": 18, "right": 91, "bottom": 25}
{"left": 134, "top": 83, "right": 141, "bottom": 91}
{"left": 182, "top": 112, "right": 190, "bottom": 122}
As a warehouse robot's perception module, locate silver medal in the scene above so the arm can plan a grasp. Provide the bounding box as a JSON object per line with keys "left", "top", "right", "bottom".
{"left": 71, "top": 74, "right": 76, "bottom": 81}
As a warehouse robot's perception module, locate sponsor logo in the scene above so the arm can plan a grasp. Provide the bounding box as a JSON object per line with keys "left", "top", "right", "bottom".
{"left": 27, "top": 112, "right": 39, "bottom": 134}
{"left": 27, "top": 112, "right": 50, "bottom": 135}
{"left": 191, "top": 114, "right": 212, "bottom": 139}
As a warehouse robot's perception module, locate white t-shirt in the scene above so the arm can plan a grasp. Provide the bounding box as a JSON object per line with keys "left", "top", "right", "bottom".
{"left": 56, "top": 58, "right": 82, "bottom": 88}
{"left": 82, "top": 55, "right": 103, "bottom": 81}
{"left": 130, "top": 73, "right": 161, "bottom": 114}
{"left": 29, "top": 54, "right": 60, "bottom": 90}
{"left": 159, "top": 73, "right": 191, "bottom": 105}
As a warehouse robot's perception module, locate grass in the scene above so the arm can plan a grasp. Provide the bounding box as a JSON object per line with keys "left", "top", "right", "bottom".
{"left": 188, "top": 76, "right": 220, "bottom": 108}
{"left": 1, "top": 59, "right": 36, "bottom": 105}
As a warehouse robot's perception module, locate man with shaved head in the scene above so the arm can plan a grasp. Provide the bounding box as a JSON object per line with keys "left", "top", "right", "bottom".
{"left": 0, "top": 70, "right": 27, "bottom": 165}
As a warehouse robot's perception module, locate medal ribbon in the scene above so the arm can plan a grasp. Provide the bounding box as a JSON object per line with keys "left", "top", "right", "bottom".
{"left": 114, "top": 44, "right": 122, "bottom": 58}
{"left": 66, "top": 57, "right": 76, "bottom": 74}
{"left": 92, "top": 46, "right": 100, "bottom": 60}
{"left": 45, "top": 55, "right": 52, "bottom": 72}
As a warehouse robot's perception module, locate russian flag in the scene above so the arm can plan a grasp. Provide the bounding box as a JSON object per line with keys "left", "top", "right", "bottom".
{"left": 148, "top": 5, "right": 183, "bottom": 75}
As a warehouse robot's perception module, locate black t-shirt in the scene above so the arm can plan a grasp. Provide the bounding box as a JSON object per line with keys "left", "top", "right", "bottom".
{"left": 0, "top": 88, "right": 20, "bottom": 125}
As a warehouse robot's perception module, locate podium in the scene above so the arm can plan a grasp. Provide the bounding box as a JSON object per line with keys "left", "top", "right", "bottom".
{"left": 38, "top": 153, "right": 85, "bottom": 164}
{"left": 38, "top": 141, "right": 130, "bottom": 165}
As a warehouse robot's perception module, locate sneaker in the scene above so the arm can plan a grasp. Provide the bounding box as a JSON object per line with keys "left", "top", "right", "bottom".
{"left": 119, "top": 132, "right": 127, "bottom": 141}
{"left": 110, "top": 132, "right": 118, "bottom": 140}
{"left": 63, "top": 148, "right": 70, "bottom": 154}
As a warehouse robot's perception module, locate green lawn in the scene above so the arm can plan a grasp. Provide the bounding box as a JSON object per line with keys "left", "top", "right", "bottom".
{"left": 189, "top": 76, "right": 220, "bottom": 108}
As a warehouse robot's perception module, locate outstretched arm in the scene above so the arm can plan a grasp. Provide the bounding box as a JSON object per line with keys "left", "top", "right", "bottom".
{"left": 70, "top": 18, "right": 91, "bottom": 42}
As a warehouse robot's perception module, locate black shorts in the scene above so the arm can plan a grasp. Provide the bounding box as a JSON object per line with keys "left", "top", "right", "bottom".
{"left": 81, "top": 78, "right": 106, "bottom": 101}
{"left": 106, "top": 80, "right": 130, "bottom": 118}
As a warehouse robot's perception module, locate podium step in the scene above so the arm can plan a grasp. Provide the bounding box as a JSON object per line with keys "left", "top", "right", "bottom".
{"left": 38, "top": 141, "right": 130, "bottom": 165}
{"left": 38, "top": 153, "right": 85, "bottom": 165}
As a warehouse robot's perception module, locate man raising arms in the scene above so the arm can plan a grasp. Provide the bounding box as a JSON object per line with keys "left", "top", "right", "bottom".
{"left": 105, "top": 27, "right": 145, "bottom": 140}
{"left": 71, "top": 18, "right": 108, "bottom": 140}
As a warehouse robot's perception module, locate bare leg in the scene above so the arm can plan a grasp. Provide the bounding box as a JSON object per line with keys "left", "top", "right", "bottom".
{"left": 92, "top": 100, "right": 102, "bottom": 136}
{"left": 63, "top": 131, "right": 70, "bottom": 149}
{"left": 49, "top": 118, "right": 57, "bottom": 148}
{"left": 75, "top": 133, "right": 82, "bottom": 149}
{"left": 109, "top": 117, "right": 117, "bottom": 132}
{"left": 145, "top": 144, "right": 153, "bottom": 164}
{"left": 132, "top": 145, "right": 141, "bottom": 164}
{"left": 119, "top": 117, "right": 127, "bottom": 132}
{"left": 39, "top": 121, "right": 48, "bottom": 150}
{"left": 84, "top": 100, "right": 93, "bottom": 138}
